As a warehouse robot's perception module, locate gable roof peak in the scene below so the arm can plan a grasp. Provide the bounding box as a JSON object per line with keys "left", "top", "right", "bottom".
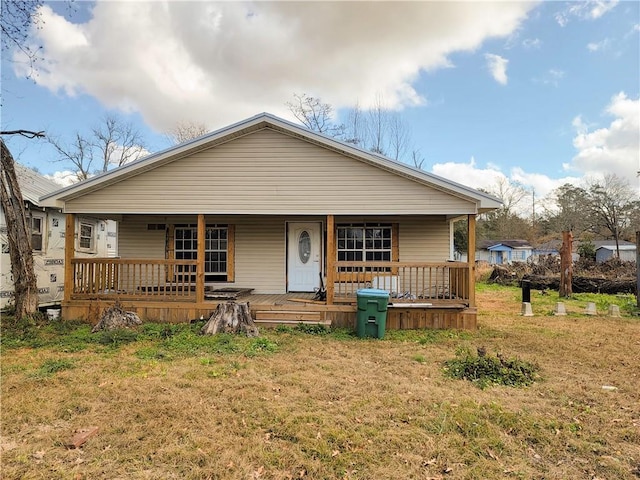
{"left": 40, "top": 112, "right": 501, "bottom": 213}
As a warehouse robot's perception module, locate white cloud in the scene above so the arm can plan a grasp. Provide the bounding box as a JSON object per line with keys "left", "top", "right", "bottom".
{"left": 588, "top": 0, "right": 619, "bottom": 19}
{"left": 522, "top": 38, "right": 542, "bottom": 49}
{"left": 555, "top": 0, "right": 619, "bottom": 26}
{"left": 484, "top": 54, "right": 509, "bottom": 85}
{"left": 44, "top": 170, "right": 80, "bottom": 187}
{"left": 432, "top": 157, "right": 506, "bottom": 193}
{"left": 14, "top": 2, "right": 535, "bottom": 132}
{"left": 533, "top": 68, "right": 565, "bottom": 87}
{"left": 509, "top": 167, "right": 582, "bottom": 202}
{"left": 567, "top": 92, "right": 639, "bottom": 180}
{"left": 432, "top": 158, "right": 582, "bottom": 206}
{"left": 587, "top": 38, "right": 611, "bottom": 52}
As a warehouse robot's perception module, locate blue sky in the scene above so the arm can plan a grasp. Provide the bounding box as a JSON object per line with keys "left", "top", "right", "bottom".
{"left": 2, "top": 1, "right": 638, "bottom": 204}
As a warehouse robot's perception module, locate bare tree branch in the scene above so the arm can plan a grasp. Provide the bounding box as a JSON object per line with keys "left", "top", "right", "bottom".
{"left": 388, "top": 114, "right": 410, "bottom": 161}
{"left": 165, "top": 121, "right": 209, "bottom": 145}
{"left": 1, "top": 0, "right": 44, "bottom": 77}
{"left": 0, "top": 130, "right": 45, "bottom": 139}
{"left": 586, "top": 174, "right": 639, "bottom": 257}
{"left": 411, "top": 149, "right": 425, "bottom": 169}
{"left": 367, "top": 94, "right": 388, "bottom": 155}
{"left": 286, "top": 93, "right": 344, "bottom": 137}
{"left": 48, "top": 114, "right": 147, "bottom": 181}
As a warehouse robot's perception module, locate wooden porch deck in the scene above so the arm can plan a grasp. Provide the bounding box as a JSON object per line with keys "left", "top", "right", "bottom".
{"left": 62, "top": 290, "right": 476, "bottom": 331}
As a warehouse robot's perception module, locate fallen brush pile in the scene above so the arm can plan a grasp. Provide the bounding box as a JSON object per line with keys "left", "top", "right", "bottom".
{"left": 488, "top": 257, "right": 637, "bottom": 294}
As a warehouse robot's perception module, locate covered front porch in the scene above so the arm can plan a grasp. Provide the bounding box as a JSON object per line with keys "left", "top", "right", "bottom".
{"left": 61, "top": 214, "right": 478, "bottom": 330}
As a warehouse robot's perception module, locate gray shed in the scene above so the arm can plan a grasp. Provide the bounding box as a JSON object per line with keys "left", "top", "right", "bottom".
{"left": 595, "top": 245, "right": 637, "bottom": 263}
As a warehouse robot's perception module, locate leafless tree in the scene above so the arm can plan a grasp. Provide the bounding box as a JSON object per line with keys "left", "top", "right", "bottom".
{"left": 48, "top": 114, "right": 147, "bottom": 181}
{"left": 288, "top": 93, "right": 421, "bottom": 165}
{"left": 343, "top": 102, "right": 364, "bottom": 145}
{"left": 366, "top": 94, "right": 388, "bottom": 155}
{"left": 388, "top": 114, "right": 411, "bottom": 161}
{"left": 0, "top": 131, "right": 44, "bottom": 318}
{"left": 166, "top": 121, "right": 209, "bottom": 145}
{"left": 286, "top": 93, "right": 345, "bottom": 137}
{"left": 1, "top": 1, "right": 75, "bottom": 318}
{"left": 411, "top": 149, "right": 425, "bottom": 169}
{"left": 491, "top": 177, "right": 529, "bottom": 217}
{"left": 1, "top": 0, "right": 43, "bottom": 77}
{"left": 478, "top": 177, "right": 532, "bottom": 240}
{"left": 587, "top": 174, "right": 640, "bottom": 257}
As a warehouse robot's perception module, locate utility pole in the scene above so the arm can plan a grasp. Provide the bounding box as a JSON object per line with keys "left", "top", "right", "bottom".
{"left": 532, "top": 188, "right": 535, "bottom": 226}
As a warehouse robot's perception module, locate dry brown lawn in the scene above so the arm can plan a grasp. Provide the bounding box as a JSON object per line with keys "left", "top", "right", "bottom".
{"left": 1, "top": 288, "right": 639, "bottom": 480}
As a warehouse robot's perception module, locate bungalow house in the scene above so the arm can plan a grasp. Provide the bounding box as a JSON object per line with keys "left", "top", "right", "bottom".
{"left": 476, "top": 239, "right": 534, "bottom": 265}
{"left": 1, "top": 163, "right": 117, "bottom": 310}
{"left": 40, "top": 113, "right": 501, "bottom": 330}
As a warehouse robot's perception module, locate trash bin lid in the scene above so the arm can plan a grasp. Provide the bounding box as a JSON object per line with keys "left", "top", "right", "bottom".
{"left": 356, "top": 288, "right": 390, "bottom": 297}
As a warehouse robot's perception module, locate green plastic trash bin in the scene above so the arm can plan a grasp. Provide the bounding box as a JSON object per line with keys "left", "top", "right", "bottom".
{"left": 356, "top": 288, "right": 390, "bottom": 339}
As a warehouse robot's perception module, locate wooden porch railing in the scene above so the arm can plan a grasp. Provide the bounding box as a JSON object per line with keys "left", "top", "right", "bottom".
{"left": 332, "top": 261, "right": 470, "bottom": 304}
{"left": 68, "top": 258, "right": 471, "bottom": 306}
{"left": 70, "top": 258, "right": 198, "bottom": 301}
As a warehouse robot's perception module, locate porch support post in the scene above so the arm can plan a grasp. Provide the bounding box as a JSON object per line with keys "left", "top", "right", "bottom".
{"left": 326, "top": 214, "right": 335, "bottom": 305}
{"left": 467, "top": 214, "right": 476, "bottom": 308}
{"left": 196, "top": 214, "right": 205, "bottom": 303}
{"left": 64, "top": 213, "right": 75, "bottom": 302}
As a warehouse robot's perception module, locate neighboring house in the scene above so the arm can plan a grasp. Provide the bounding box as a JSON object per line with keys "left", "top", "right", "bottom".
{"left": 594, "top": 241, "right": 637, "bottom": 263}
{"left": 0, "top": 163, "right": 118, "bottom": 310}
{"left": 476, "top": 239, "right": 534, "bottom": 265}
{"left": 532, "top": 240, "right": 561, "bottom": 258}
{"left": 40, "top": 113, "right": 501, "bottom": 330}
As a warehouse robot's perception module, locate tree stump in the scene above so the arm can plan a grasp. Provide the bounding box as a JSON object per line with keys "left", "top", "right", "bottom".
{"left": 201, "top": 301, "right": 259, "bottom": 337}
{"left": 559, "top": 230, "right": 573, "bottom": 298}
{"left": 92, "top": 302, "right": 142, "bottom": 332}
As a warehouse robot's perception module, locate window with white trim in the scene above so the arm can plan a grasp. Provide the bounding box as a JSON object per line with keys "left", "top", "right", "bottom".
{"left": 78, "top": 221, "right": 95, "bottom": 251}
{"left": 337, "top": 224, "right": 392, "bottom": 271}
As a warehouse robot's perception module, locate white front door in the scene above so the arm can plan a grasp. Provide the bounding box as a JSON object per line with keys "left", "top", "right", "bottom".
{"left": 287, "top": 222, "right": 321, "bottom": 292}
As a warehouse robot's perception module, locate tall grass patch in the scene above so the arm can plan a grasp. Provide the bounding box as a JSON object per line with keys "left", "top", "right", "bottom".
{"left": 444, "top": 346, "right": 541, "bottom": 389}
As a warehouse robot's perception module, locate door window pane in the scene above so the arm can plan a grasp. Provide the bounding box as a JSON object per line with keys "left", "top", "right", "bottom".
{"left": 298, "top": 230, "right": 311, "bottom": 264}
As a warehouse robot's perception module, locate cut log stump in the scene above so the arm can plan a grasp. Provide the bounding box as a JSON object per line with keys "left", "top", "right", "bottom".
{"left": 201, "top": 301, "right": 259, "bottom": 337}
{"left": 92, "top": 302, "right": 142, "bottom": 333}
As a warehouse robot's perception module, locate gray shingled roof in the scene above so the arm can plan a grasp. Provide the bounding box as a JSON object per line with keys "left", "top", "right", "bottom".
{"left": 14, "top": 163, "right": 62, "bottom": 207}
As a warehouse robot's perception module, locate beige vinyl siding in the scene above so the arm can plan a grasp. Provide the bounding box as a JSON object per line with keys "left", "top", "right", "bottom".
{"left": 398, "top": 216, "right": 451, "bottom": 262}
{"left": 64, "top": 128, "right": 476, "bottom": 215}
{"left": 398, "top": 216, "right": 454, "bottom": 297}
{"left": 233, "top": 217, "right": 286, "bottom": 294}
{"left": 119, "top": 216, "right": 166, "bottom": 259}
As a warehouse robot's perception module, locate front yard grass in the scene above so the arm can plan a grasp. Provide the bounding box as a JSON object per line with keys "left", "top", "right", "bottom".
{"left": 1, "top": 287, "right": 639, "bottom": 479}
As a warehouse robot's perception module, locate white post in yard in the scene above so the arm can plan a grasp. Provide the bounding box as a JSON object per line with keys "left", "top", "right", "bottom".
{"left": 553, "top": 302, "right": 567, "bottom": 316}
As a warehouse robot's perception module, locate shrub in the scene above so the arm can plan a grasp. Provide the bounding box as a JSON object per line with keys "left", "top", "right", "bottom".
{"left": 444, "top": 347, "right": 540, "bottom": 389}
{"left": 577, "top": 239, "right": 596, "bottom": 261}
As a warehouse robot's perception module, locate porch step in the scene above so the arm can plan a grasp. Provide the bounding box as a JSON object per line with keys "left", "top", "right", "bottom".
{"left": 253, "top": 310, "right": 331, "bottom": 328}
{"left": 254, "top": 310, "right": 323, "bottom": 322}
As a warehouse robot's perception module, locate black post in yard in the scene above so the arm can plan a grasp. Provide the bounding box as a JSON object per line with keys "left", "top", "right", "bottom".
{"left": 521, "top": 279, "right": 531, "bottom": 304}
